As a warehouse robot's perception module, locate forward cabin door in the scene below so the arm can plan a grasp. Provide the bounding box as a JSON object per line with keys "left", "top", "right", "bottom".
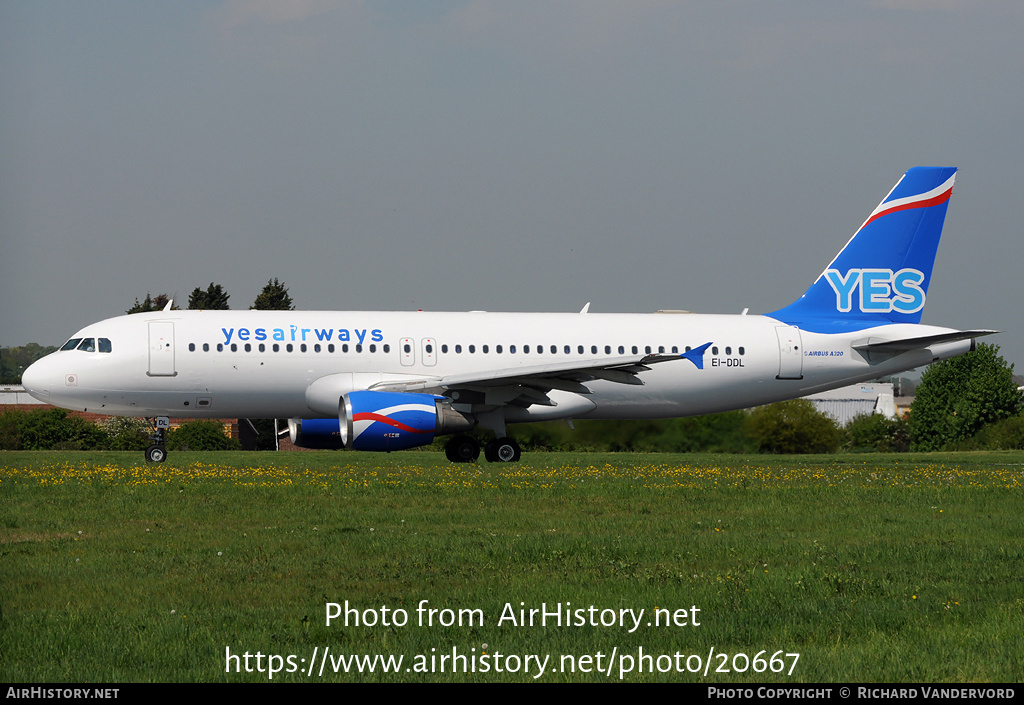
{"left": 775, "top": 326, "right": 803, "bottom": 380}
{"left": 148, "top": 321, "right": 176, "bottom": 377}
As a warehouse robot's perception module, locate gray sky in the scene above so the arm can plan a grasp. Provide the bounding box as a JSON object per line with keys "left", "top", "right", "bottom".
{"left": 3, "top": 1, "right": 1022, "bottom": 370}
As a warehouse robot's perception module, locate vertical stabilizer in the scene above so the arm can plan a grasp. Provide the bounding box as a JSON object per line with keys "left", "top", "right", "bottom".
{"left": 767, "top": 167, "right": 956, "bottom": 333}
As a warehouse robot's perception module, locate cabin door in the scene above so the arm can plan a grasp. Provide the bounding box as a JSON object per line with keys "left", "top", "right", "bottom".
{"left": 775, "top": 326, "right": 803, "bottom": 380}
{"left": 148, "top": 321, "right": 176, "bottom": 377}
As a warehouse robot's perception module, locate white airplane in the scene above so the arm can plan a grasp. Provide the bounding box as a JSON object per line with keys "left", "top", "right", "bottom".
{"left": 22, "top": 167, "right": 994, "bottom": 463}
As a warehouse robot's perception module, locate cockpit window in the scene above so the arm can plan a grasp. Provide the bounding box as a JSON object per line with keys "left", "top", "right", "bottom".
{"left": 61, "top": 338, "right": 82, "bottom": 351}
{"left": 77, "top": 338, "right": 96, "bottom": 352}
{"left": 98, "top": 338, "right": 112, "bottom": 353}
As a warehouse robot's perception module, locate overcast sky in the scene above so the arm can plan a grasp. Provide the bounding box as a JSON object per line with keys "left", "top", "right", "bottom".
{"left": 3, "top": 1, "right": 1022, "bottom": 370}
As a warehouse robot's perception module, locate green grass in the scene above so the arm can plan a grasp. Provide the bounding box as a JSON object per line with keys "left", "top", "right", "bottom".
{"left": 2, "top": 450, "right": 1023, "bottom": 682}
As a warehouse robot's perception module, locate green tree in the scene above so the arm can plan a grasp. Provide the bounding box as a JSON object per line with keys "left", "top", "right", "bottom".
{"left": 745, "top": 399, "right": 844, "bottom": 454}
{"left": 187, "top": 283, "right": 231, "bottom": 310}
{"left": 251, "top": 278, "right": 294, "bottom": 311}
{"left": 845, "top": 413, "right": 910, "bottom": 452}
{"left": 166, "top": 420, "right": 241, "bottom": 451}
{"left": 126, "top": 293, "right": 179, "bottom": 314}
{"left": 0, "top": 408, "right": 107, "bottom": 450}
{"left": 1, "top": 343, "right": 58, "bottom": 383}
{"left": 909, "top": 343, "right": 1021, "bottom": 451}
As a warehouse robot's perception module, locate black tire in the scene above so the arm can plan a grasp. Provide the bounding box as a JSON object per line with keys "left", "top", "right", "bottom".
{"left": 445, "top": 435, "right": 480, "bottom": 463}
{"left": 145, "top": 444, "right": 167, "bottom": 463}
{"left": 490, "top": 437, "right": 521, "bottom": 463}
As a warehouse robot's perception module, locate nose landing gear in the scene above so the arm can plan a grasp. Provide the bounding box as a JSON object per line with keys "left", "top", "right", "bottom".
{"left": 145, "top": 416, "right": 170, "bottom": 463}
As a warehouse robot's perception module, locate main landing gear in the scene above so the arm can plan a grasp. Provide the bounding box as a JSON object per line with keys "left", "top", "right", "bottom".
{"left": 145, "top": 416, "right": 170, "bottom": 463}
{"left": 444, "top": 435, "right": 522, "bottom": 463}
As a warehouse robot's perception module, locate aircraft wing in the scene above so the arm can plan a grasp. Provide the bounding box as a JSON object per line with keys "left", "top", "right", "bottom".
{"left": 368, "top": 347, "right": 709, "bottom": 408}
{"left": 851, "top": 329, "right": 998, "bottom": 353}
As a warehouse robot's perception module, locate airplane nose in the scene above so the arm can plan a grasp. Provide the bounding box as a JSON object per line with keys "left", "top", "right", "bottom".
{"left": 21, "top": 358, "right": 52, "bottom": 401}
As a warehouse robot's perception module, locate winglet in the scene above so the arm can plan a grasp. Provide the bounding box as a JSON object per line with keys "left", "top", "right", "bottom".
{"left": 681, "top": 342, "right": 713, "bottom": 370}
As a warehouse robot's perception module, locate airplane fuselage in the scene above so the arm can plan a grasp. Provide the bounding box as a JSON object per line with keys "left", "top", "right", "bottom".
{"left": 23, "top": 309, "right": 970, "bottom": 421}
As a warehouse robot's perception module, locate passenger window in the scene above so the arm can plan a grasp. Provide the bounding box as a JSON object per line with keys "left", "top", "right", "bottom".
{"left": 618, "top": 346, "right": 625, "bottom": 354}
{"left": 469, "top": 345, "right": 475, "bottom": 353}
{"left": 314, "top": 344, "right": 321, "bottom": 353}
{"left": 605, "top": 345, "right": 611, "bottom": 354}
{"left": 245, "top": 343, "right": 251, "bottom": 352}
{"left": 739, "top": 347, "right": 745, "bottom": 355}
{"left": 203, "top": 343, "right": 210, "bottom": 352}
{"left": 273, "top": 344, "right": 280, "bottom": 352}
{"left": 287, "top": 344, "right": 293, "bottom": 352}
{"left": 524, "top": 345, "right": 530, "bottom": 353}
{"left": 260, "top": 343, "right": 266, "bottom": 352}
{"left": 189, "top": 343, "right": 196, "bottom": 352}
{"left": 231, "top": 344, "right": 238, "bottom": 352}
{"left": 61, "top": 338, "right": 83, "bottom": 351}
{"left": 509, "top": 345, "right": 516, "bottom": 353}
{"left": 383, "top": 344, "right": 390, "bottom": 353}
{"left": 369, "top": 344, "right": 376, "bottom": 353}
{"left": 455, "top": 345, "right": 462, "bottom": 353}
{"left": 496, "top": 345, "right": 503, "bottom": 354}
{"left": 300, "top": 344, "right": 307, "bottom": 352}
{"left": 329, "top": 344, "right": 335, "bottom": 353}
{"left": 725, "top": 347, "right": 731, "bottom": 355}
{"left": 712, "top": 346, "right": 719, "bottom": 355}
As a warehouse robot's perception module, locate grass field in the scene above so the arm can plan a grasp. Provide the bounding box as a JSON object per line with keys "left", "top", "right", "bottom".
{"left": 2, "top": 450, "right": 1023, "bottom": 682}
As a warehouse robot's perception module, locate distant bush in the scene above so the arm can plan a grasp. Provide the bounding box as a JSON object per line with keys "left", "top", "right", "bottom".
{"left": 100, "top": 416, "right": 152, "bottom": 451}
{"left": 845, "top": 413, "right": 910, "bottom": 453}
{"left": 0, "top": 408, "right": 107, "bottom": 450}
{"left": 952, "top": 415, "right": 1024, "bottom": 451}
{"left": 166, "top": 420, "right": 240, "bottom": 451}
{"left": 746, "top": 399, "right": 844, "bottom": 454}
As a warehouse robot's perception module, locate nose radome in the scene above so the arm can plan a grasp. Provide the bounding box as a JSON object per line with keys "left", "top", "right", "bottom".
{"left": 21, "top": 358, "right": 52, "bottom": 401}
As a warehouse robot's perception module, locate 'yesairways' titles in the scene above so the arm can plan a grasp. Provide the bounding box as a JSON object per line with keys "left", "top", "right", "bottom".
{"left": 221, "top": 326, "right": 384, "bottom": 345}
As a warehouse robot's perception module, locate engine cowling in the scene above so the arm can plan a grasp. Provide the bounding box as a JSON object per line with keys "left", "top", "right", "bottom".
{"left": 342, "top": 391, "right": 441, "bottom": 451}
{"left": 289, "top": 391, "right": 474, "bottom": 451}
{"left": 288, "top": 418, "right": 345, "bottom": 449}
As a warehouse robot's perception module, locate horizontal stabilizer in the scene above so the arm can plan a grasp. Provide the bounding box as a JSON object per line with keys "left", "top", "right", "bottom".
{"left": 852, "top": 329, "right": 998, "bottom": 353}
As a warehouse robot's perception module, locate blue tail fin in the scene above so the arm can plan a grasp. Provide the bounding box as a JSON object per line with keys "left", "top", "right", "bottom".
{"left": 767, "top": 166, "right": 957, "bottom": 333}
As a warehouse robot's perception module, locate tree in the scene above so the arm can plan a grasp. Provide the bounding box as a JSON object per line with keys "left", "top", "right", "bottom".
{"left": 188, "top": 283, "right": 230, "bottom": 310}
{"left": 251, "top": 278, "right": 294, "bottom": 310}
{"left": 745, "top": 399, "right": 844, "bottom": 454}
{"left": 1, "top": 343, "right": 58, "bottom": 383}
{"left": 126, "top": 293, "right": 179, "bottom": 314}
{"left": 166, "top": 420, "right": 241, "bottom": 451}
{"left": 909, "top": 343, "right": 1021, "bottom": 451}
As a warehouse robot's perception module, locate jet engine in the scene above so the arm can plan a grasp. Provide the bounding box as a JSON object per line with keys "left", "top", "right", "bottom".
{"left": 289, "top": 391, "right": 473, "bottom": 451}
